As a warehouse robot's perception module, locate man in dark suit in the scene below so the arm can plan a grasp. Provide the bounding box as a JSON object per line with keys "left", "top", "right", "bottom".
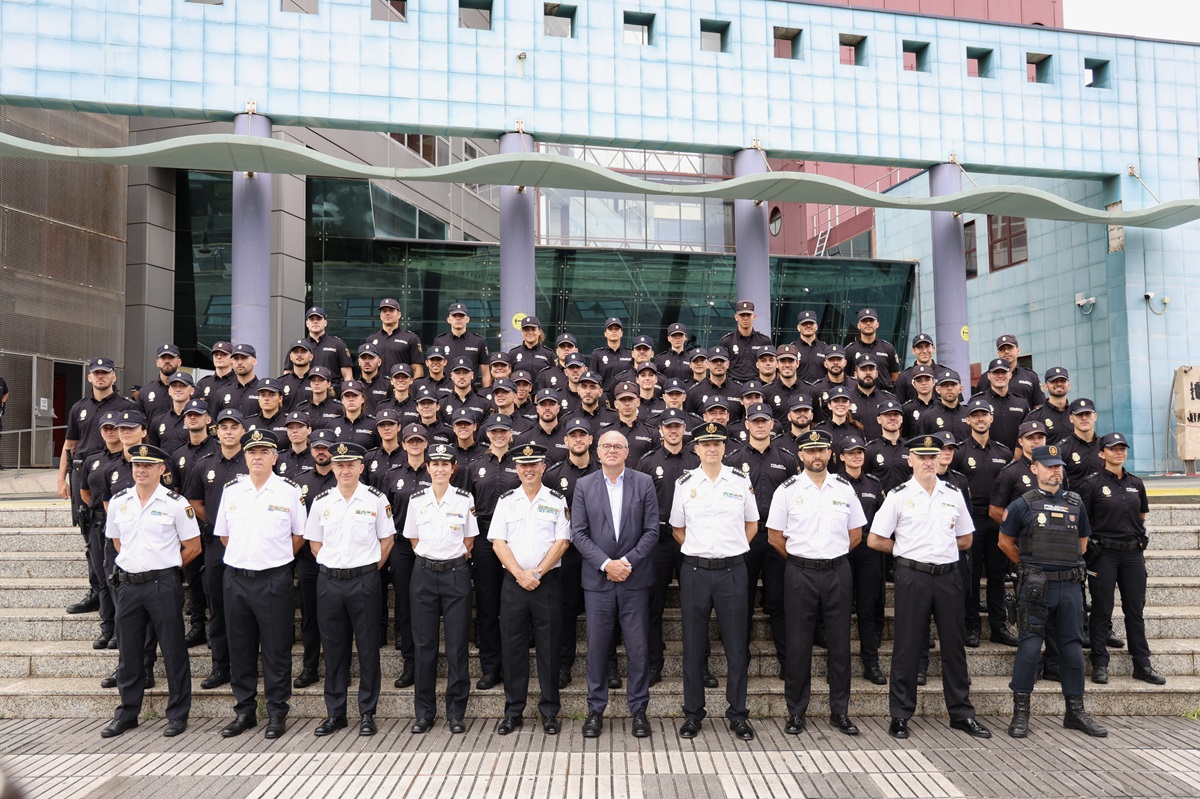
{"left": 571, "top": 430, "right": 660, "bottom": 739}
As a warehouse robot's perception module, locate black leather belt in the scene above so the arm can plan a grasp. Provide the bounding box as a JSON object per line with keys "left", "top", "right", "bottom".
{"left": 787, "top": 554, "right": 847, "bottom": 571}
{"left": 318, "top": 563, "right": 377, "bottom": 579}
{"left": 895, "top": 556, "right": 956, "bottom": 576}
{"left": 1102, "top": 538, "right": 1141, "bottom": 551}
{"left": 417, "top": 555, "right": 467, "bottom": 572}
{"left": 228, "top": 563, "right": 292, "bottom": 578}
{"left": 1045, "top": 567, "right": 1086, "bottom": 582}
{"left": 683, "top": 554, "right": 745, "bottom": 570}
{"left": 117, "top": 567, "right": 179, "bottom": 584}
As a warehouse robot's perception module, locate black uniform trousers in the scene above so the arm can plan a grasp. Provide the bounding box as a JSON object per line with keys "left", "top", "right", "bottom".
{"left": 558, "top": 546, "right": 584, "bottom": 674}
{"left": 112, "top": 571, "right": 191, "bottom": 724}
{"left": 890, "top": 564, "right": 975, "bottom": 723}
{"left": 967, "top": 513, "right": 1008, "bottom": 632}
{"left": 918, "top": 550, "right": 970, "bottom": 676}
{"left": 295, "top": 549, "right": 321, "bottom": 674}
{"left": 1089, "top": 546, "right": 1151, "bottom": 669}
{"left": 386, "top": 546, "right": 416, "bottom": 666}
{"left": 410, "top": 560, "right": 472, "bottom": 721}
{"left": 182, "top": 541, "right": 207, "bottom": 628}
{"left": 648, "top": 530, "right": 682, "bottom": 674}
{"left": 317, "top": 567, "right": 382, "bottom": 718}
{"left": 87, "top": 513, "right": 115, "bottom": 634}
{"left": 848, "top": 543, "right": 885, "bottom": 668}
{"left": 72, "top": 461, "right": 100, "bottom": 592}
{"left": 470, "top": 527, "right": 504, "bottom": 677}
{"left": 784, "top": 558, "right": 852, "bottom": 717}
{"left": 224, "top": 564, "right": 294, "bottom": 717}
{"left": 108, "top": 537, "right": 158, "bottom": 668}
{"left": 680, "top": 560, "right": 749, "bottom": 722}
{"left": 204, "top": 538, "right": 231, "bottom": 674}
{"left": 500, "top": 569, "right": 562, "bottom": 719}
{"left": 745, "top": 529, "right": 787, "bottom": 667}
{"left": 1011, "top": 578, "right": 1085, "bottom": 695}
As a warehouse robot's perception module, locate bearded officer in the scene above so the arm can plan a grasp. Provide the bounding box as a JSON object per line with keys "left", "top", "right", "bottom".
{"left": 100, "top": 444, "right": 201, "bottom": 739}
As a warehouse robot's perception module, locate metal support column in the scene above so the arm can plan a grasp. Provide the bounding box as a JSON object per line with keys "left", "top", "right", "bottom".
{"left": 928, "top": 163, "right": 970, "bottom": 384}
{"left": 498, "top": 131, "right": 537, "bottom": 352}
{"left": 231, "top": 111, "right": 274, "bottom": 376}
{"left": 733, "top": 149, "right": 772, "bottom": 334}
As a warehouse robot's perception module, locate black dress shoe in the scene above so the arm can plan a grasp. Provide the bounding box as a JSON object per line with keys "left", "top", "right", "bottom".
{"left": 1133, "top": 665, "right": 1167, "bottom": 685}
{"left": 201, "top": 670, "right": 230, "bottom": 689}
{"left": 916, "top": 671, "right": 927, "bottom": 686}
{"left": 394, "top": 638, "right": 403, "bottom": 650}
{"left": 785, "top": 714, "right": 806, "bottom": 735}
{"left": 163, "top": 719, "right": 187, "bottom": 738}
{"left": 314, "top": 716, "right": 347, "bottom": 736}
{"left": 497, "top": 716, "right": 523, "bottom": 735}
{"left": 66, "top": 589, "right": 100, "bottom": 614}
{"left": 648, "top": 669, "right": 662, "bottom": 687}
{"left": 608, "top": 666, "right": 622, "bottom": 689}
{"left": 394, "top": 663, "right": 415, "bottom": 689}
{"left": 476, "top": 672, "right": 502, "bottom": 690}
{"left": 729, "top": 719, "right": 755, "bottom": 740}
{"left": 542, "top": 715, "right": 560, "bottom": 735}
{"left": 359, "top": 714, "right": 377, "bottom": 736}
{"left": 183, "top": 624, "right": 207, "bottom": 648}
{"left": 558, "top": 669, "right": 572, "bottom": 689}
{"left": 220, "top": 714, "right": 257, "bottom": 737}
{"left": 100, "top": 671, "right": 118, "bottom": 689}
{"left": 863, "top": 664, "right": 887, "bottom": 685}
{"left": 965, "top": 629, "right": 981, "bottom": 648}
{"left": 631, "top": 710, "right": 651, "bottom": 738}
{"left": 92, "top": 632, "right": 113, "bottom": 650}
{"left": 448, "top": 718, "right": 466, "bottom": 734}
{"left": 264, "top": 715, "right": 287, "bottom": 739}
{"left": 293, "top": 668, "right": 319, "bottom": 689}
{"left": 1091, "top": 665, "right": 1109, "bottom": 684}
{"left": 100, "top": 718, "right": 138, "bottom": 738}
{"left": 703, "top": 670, "right": 719, "bottom": 689}
{"left": 990, "top": 628, "right": 1019, "bottom": 647}
{"left": 411, "top": 717, "right": 434, "bottom": 734}
{"left": 582, "top": 711, "right": 603, "bottom": 738}
{"left": 889, "top": 717, "right": 909, "bottom": 739}
{"left": 678, "top": 718, "right": 701, "bottom": 739}
{"left": 107, "top": 634, "right": 119, "bottom": 650}
{"left": 830, "top": 714, "right": 860, "bottom": 736}
{"left": 950, "top": 717, "right": 992, "bottom": 739}
{"left": 144, "top": 673, "right": 155, "bottom": 690}
{"left": 1108, "top": 635, "right": 1125, "bottom": 649}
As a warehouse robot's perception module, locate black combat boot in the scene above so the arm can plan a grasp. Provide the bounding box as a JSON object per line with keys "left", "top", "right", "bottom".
{"left": 1063, "top": 695, "right": 1107, "bottom": 737}
{"left": 1007, "top": 692, "right": 1031, "bottom": 738}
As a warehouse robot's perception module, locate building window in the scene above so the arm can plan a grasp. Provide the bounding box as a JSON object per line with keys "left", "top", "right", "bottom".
{"left": 988, "top": 216, "right": 1028, "bottom": 270}
{"left": 544, "top": 4, "right": 575, "bottom": 38}
{"left": 903, "top": 40, "right": 929, "bottom": 72}
{"left": 700, "top": 20, "right": 730, "bottom": 53}
{"left": 769, "top": 207, "right": 783, "bottom": 236}
{"left": 967, "top": 47, "right": 993, "bottom": 78}
{"left": 839, "top": 34, "right": 866, "bottom": 66}
{"left": 282, "top": 0, "right": 317, "bottom": 12}
{"left": 624, "top": 12, "right": 654, "bottom": 46}
{"left": 964, "top": 220, "right": 978, "bottom": 279}
{"left": 371, "top": 0, "right": 406, "bottom": 21}
{"left": 187, "top": 0, "right": 224, "bottom": 5}
{"left": 773, "top": 27, "right": 801, "bottom": 60}
{"left": 1027, "top": 52, "right": 1052, "bottom": 83}
{"left": 460, "top": 0, "right": 492, "bottom": 30}
{"left": 1085, "top": 58, "right": 1111, "bottom": 88}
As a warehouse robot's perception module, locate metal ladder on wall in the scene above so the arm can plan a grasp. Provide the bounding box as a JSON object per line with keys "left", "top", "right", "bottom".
{"left": 813, "top": 227, "right": 831, "bottom": 256}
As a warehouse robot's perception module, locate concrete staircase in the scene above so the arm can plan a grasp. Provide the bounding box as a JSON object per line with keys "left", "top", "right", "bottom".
{"left": 0, "top": 501, "right": 1198, "bottom": 720}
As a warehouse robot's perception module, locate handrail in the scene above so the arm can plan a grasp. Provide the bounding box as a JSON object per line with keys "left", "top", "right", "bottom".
{"left": 0, "top": 424, "right": 70, "bottom": 473}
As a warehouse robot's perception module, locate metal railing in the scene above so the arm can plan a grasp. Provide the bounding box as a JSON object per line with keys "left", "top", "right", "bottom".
{"left": 808, "top": 167, "right": 907, "bottom": 237}
{"left": 0, "top": 424, "right": 69, "bottom": 473}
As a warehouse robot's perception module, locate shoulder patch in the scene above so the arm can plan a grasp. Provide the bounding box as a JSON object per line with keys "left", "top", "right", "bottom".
{"left": 314, "top": 486, "right": 337, "bottom": 502}
{"left": 863, "top": 473, "right": 882, "bottom": 485}
{"left": 222, "top": 477, "right": 242, "bottom": 489}
{"left": 676, "top": 471, "right": 693, "bottom": 486}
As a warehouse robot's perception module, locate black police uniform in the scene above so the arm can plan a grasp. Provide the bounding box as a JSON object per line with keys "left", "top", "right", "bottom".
{"left": 844, "top": 337, "right": 900, "bottom": 386}
{"left": 544, "top": 454, "right": 601, "bottom": 680}
{"left": 1025, "top": 402, "right": 1072, "bottom": 443}
{"left": 466, "top": 450, "right": 521, "bottom": 681}
{"left": 294, "top": 396, "right": 344, "bottom": 430}
{"left": 278, "top": 368, "right": 313, "bottom": 411}
{"left": 954, "top": 435, "right": 1015, "bottom": 638}
{"left": 847, "top": 387, "right": 899, "bottom": 443}
{"left": 440, "top": 389, "right": 490, "bottom": 425}
{"left": 433, "top": 331, "right": 490, "bottom": 379}
{"left": 654, "top": 348, "right": 693, "bottom": 382}
{"left": 137, "top": 377, "right": 174, "bottom": 423}
{"left": 917, "top": 401, "right": 970, "bottom": 444}
{"left": 83, "top": 446, "right": 123, "bottom": 638}
{"left": 375, "top": 394, "right": 422, "bottom": 426}
{"left": 972, "top": 386, "right": 1030, "bottom": 452}
{"left": 718, "top": 329, "right": 773, "bottom": 383}
{"left": 294, "top": 465, "right": 336, "bottom": 679}
{"left": 514, "top": 420, "right": 570, "bottom": 465}
{"left": 764, "top": 377, "right": 804, "bottom": 422}
{"left": 304, "top": 332, "right": 354, "bottom": 385}
{"left": 838, "top": 468, "right": 885, "bottom": 673}
{"left": 813, "top": 419, "right": 863, "bottom": 452}
{"left": 275, "top": 445, "right": 314, "bottom": 479}
{"left": 865, "top": 436, "right": 910, "bottom": 493}
{"left": 790, "top": 337, "right": 829, "bottom": 384}
{"left": 809, "top": 376, "right": 856, "bottom": 424}
{"left": 149, "top": 407, "right": 189, "bottom": 455}
{"left": 1057, "top": 432, "right": 1102, "bottom": 490}
{"left": 900, "top": 396, "right": 934, "bottom": 438}
{"left": 975, "top": 365, "right": 1045, "bottom": 409}
{"left": 509, "top": 342, "right": 555, "bottom": 374}
{"left": 564, "top": 404, "right": 618, "bottom": 438}
{"left": 893, "top": 361, "right": 942, "bottom": 405}
{"left": 243, "top": 410, "right": 291, "bottom": 441}
{"left": 196, "top": 371, "right": 237, "bottom": 410}
{"left": 685, "top": 377, "right": 744, "bottom": 422}
{"left": 170, "top": 435, "right": 219, "bottom": 633}
{"left": 588, "top": 344, "right": 634, "bottom": 390}
{"left": 359, "top": 373, "right": 392, "bottom": 414}
{"left": 411, "top": 373, "right": 454, "bottom": 399}
{"left": 371, "top": 450, "right": 430, "bottom": 673}
{"left": 364, "top": 326, "right": 422, "bottom": 377}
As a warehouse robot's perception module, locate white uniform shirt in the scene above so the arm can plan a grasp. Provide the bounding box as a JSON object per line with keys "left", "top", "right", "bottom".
{"left": 105, "top": 484, "right": 200, "bottom": 573}
{"left": 488, "top": 485, "right": 571, "bottom": 571}
{"left": 669, "top": 465, "right": 760, "bottom": 558}
{"left": 403, "top": 485, "right": 478, "bottom": 561}
{"left": 766, "top": 471, "right": 867, "bottom": 559}
{"left": 214, "top": 473, "right": 306, "bottom": 569}
{"left": 304, "top": 482, "right": 394, "bottom": 569}
{"left": 870, "top": 476, "right": 974, "bottom": 565}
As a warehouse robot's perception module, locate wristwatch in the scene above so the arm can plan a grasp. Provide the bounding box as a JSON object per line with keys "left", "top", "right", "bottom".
{"left": 533, "top": 571, "right": 542, "bottom": 581}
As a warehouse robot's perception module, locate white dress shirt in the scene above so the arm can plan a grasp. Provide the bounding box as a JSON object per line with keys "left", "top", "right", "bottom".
{"left": 304, "top": 482, "right": 394, "bottom": 568}
{"left": 870, "top": 476, "right": 974, "bottom": 565}
{"left": 106, "top": 484, "right": 200, "bottom": 573}
{"left": 488, "top": 485, "right": 571, "bottom": 571}
{"left": 766, "top": 471, "right": 867, "bottom": 559}
{"left": 403, "top": 485, "right": 478, "bottom": 561}
{"left": 214, "top": 473, "right": 306, "bottom": 570}
{"left": 669, "top": 465, "right": 760, "bottom": 558}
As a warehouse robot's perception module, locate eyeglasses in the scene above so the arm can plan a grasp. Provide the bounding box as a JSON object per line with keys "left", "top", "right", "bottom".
{"left": 599, "top": 443, "right": 627, "bottom": 451}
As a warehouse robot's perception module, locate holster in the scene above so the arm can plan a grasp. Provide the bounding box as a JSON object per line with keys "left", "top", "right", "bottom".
{"left": 1084, "top": 536, "right": 1102, "bottom": 567}
{"left": 1016, "top": 564, "right": 1049, "bottom": 635}
{"left": 1004, "top": 574, "right": 1019, "bottom": 626}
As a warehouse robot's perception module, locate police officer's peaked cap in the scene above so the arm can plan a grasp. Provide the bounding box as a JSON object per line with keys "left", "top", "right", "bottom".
{"left": 512, "top": 443, "right": 548, "bottom": 464}
{"left": 330, "top": 441, "right": 366, "bottom": 461}
{"left": 906, "top": 435, "right": 942, "bottom": 455}
{"left": 691, "top": 422, "right": 728, "bottom": 442}
{"left": 798, "top": 430, "right": 834, "bottom": 450}
{"left": 129, "top": 444, "right": 169, "bottom": 464}
{"left": 241, "top": 429, "right": 280, "bottom": 450}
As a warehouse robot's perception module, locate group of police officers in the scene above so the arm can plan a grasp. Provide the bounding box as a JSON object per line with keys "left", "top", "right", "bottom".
{"left": 56, "top": 298, "right": 1161, "bottom": 741}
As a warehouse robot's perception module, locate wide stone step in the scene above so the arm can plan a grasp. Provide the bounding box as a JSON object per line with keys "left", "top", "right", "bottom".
{"left": 1144, "top": 551, "right": 1200, "bottom": 577}
{"left": 0, "top": 527, "right": 86, "bottom": 553}
{"left": 0, "top": 552, "right": 87, "bottom": 579}
{"left": 1148, "top": 527, "right": 1200, "bottom": 551}
{"left": 0, "top": 505, "right": 74, "bottom": 530}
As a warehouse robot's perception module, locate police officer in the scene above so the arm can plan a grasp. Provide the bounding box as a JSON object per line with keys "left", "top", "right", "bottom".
{"left": 365, "top": 297, "right": 423, "bottom": 378}
{"left": 791, "top": 310, "right": 829, "bottom": 384}
{"left": 100, "top": 443, "right": 201, "bottom": 739}
{"left": 893, "top": 333, "right": 939, "bottom": 404}
{"left": 917, "top": 369, "right": 970, "bottom": 444}
{"left": 406, "top": 444, "right": 478, "bottom": 734}
{"left": 434, "top": 302, "right": 492, "bottom": 387}
{"left": 654, "top": 322, "right": 693, "bottom": 382}
{"left": 588, "top": 317, "right": 634, "bottom": 391}
{"left": 514, "top": 388, "right": 570, "bottom": 464}
{"left": 868, "top": 435, "right": 991, "bottom": 741}
{"left": 139, "top": 343, "right": 184, "bottom": 422}
{"left": 305, "top": 441, "right": 394, "bottom": 737}
{"left": 985, "top": 334, "right": 1046, "bottom": 408}
{"left": 767, "top": 430, "right": 867, "bottom": 736}
{"left": 355, "top": 343, "right": 392, "bottom": 413}
{"left": 998, "top": 444, "right": 1107, "bottom": 738}
{"left": 276, "top": 409, "right": 315, "bottom": 478}
{"left": 227, "top": 343, "right": 263, "bottom": 417}
{"left": 412, "top": 346, "right": 454, "bottom": 398}
{"left": 720, "top": 300, "right": 773, "bottom": 383}
{"left": 670, "top": 422, "right": 760, "bottom": 741}
{"left": 509, "top": 315, "right": 555, "bottom": 374}
{"left": 196, "top": 341, "right": 236, "bottom": 409}
{"left": 294, "top": 366, "right": 343, "bottom": 429}
{"left": 302, "top": 306, "right": 354, "bottom": 386}
{"left": 1025, "top": 366, "right": 1072, "bottom": 441}
{"left": 292, "top": 428, "right": 338, "bottom": 690}
{"left": 169, "top": 399, "right": 218, "bottom": 648}
{"left": 1080, "top": 433, "right": 1164, "bottom": 686}
{"left": 834, "top": 435, "right": 887, "bottom": 684}
{"left": 278, "top": 339, "right": 316, "bottom": 411}
{"left": 973, "top": 358, "right": 1031, "bottom": 451}
{"left": 214, "top": 429, "right": 306, "bottom": 740}
{"left": 80, "top": 414, "right": 126, "bottom": 652}
{"left": 866, "top": 399, "right": 910, "bottom": 492}
{"left": 1057, "top": 398, "right": 1102, "bottom": 489}
{"left": 844, "top": 308, "right": 901, "bottom": 387}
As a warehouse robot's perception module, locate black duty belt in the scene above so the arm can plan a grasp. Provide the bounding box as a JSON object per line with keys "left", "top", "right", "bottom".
{"left": 318, "top": 563, "right": 377, "bottom": 579}
{"left": 1045, "top": 567, "right": 1086, "bottom": 582}
{"left": 895, "top": 556, "right": 956, "bottom": 576}
{"left": 787, "top": 554, "right": 848, "bottom": 571}
{"left": 228, "top": 562, "right": 293, "bottom": 578}
{"left": 1102, "top": 537, "right": 1141, "bottom": 551}
{"left": 417, "top": 555, "right": 468, "bottom": 572}
{"left": 683, "top": 554, "right": 745, "bottom": 570}
{"left": 117, "top": 567, "right": 179, "bottom": 584}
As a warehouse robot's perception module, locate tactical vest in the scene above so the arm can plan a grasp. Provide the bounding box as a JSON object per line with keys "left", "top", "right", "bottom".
{"left": 1018, "top": 489, "right": 1084, "bottom": 569}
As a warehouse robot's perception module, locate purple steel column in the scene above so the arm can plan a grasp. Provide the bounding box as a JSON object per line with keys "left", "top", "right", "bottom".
{"left": 733, "top": 149, "right": 772, "bottom": 334}
{"left": 498, "top": 131, "right": 537, "bottom": 352}
{"left": 928, "top": 163, "right": 970, "bottom": 384}
{"left": 231, "top": 112, "right": 274, "bottom": 375}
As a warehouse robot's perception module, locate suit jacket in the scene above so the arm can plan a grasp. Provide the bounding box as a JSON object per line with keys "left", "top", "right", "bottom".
{"left": 571, "top": 468, "right": 660, "bottom": 592}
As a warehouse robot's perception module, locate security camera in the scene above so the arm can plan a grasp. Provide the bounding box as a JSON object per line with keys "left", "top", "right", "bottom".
{"left": 1144, "top": 291, "right": 1155, "bottom": 300}
{"left": 1076, "top": 296, "right": 1095, "bottom": 308}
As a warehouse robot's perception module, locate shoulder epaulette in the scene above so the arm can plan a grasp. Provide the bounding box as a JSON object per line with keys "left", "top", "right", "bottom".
{"left": 833, "top": 473, "right": 851, "bottom": 486}
{"left": 166, "top": 490, "right": 183, "bottom": 501}
{"left": 112, "top": 486, "right": 134, "bottom": 501}
{"left": 222, "top": 475, "right": 244, "bottom": 489}
{"left": 278, "top": 476, "right": 299, "bottom": 488}
{"left": 314, "top": 486, "right": 337, "bottom": 502}
{"left": 454, "top": 487, "right": 472, "bottom": 498}
{"left": 548, "top": 488, "right": 566, "bottom": 501}
{"left": 499, "top": 487, "right": 518, "bottom": 500}
{"left": 731, "top": 466, "right": 751, "bottom": 480}
{"left": 887, "top": 483, "right": 907, "bottom": 496}
{"left": 862, "top": 473, "right": 882, "bottom": 485}
{"left": 366, "top": 485, "right": 386, "bottom": 498}
{"left": 780, "top": 474, "right": 799, "bottom": 488}
{"left": 676, "top": 471, "right": 693, "bottom": 486}
{"left": 412, "top": 486, "right": 431, "bottom": 498}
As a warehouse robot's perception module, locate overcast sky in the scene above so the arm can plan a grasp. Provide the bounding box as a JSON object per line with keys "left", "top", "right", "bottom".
{"left": 1065, "top": 0, "right": 1200, "bottom": 44}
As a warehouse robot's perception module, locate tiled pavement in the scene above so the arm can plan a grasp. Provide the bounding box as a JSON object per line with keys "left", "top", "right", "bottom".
{"left": 3, "top": 715, "right": 1200, "bottom": 799}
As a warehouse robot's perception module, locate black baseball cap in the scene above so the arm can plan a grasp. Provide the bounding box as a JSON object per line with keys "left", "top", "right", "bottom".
{"left": 1070, "top": 398, "right": 1096, "bottom": 415}
{"left": 306, "top": 306, "right": 327, "bottom": 318}
{"left": 156, "top": 343, "right": 181, "bottom": 358}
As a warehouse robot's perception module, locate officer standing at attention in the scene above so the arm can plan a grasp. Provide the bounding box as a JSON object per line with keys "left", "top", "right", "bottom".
{"left": 719, "top": 300, "right": 773, "bottom": 383}
{"left": 998, "top": 445, "right": 1107, "bottom": 738}
{"left": 670, "top": 422, "right": 760, "bottom": 741}
{"left": 292, "top": 428, "right": 338, "bottom": 690}
{"left": 214, "top": 430, "right": 306, "bottom": 740}
{"left": 304, "top": 441, "right": 394, "bottom": 737}
{"left": 767, "top": 430, "right": 867, "bottom": 737}
{"left": 490, "top": 444, "right": 572, "bottom": 735}
{"left": 100, "top": 444, "right": 201, "bottom": 739}
{"left": 868, "top": 435, "right": 991, "bottom": 741}
{"left": 1080, "top": 433, "right": 1164, "bottom": 686}
{"left": 834, "top": 435, "right": 887, "bottom": 685}
{"left": 406, "top": 445, "right": 478, "bottom": 735}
